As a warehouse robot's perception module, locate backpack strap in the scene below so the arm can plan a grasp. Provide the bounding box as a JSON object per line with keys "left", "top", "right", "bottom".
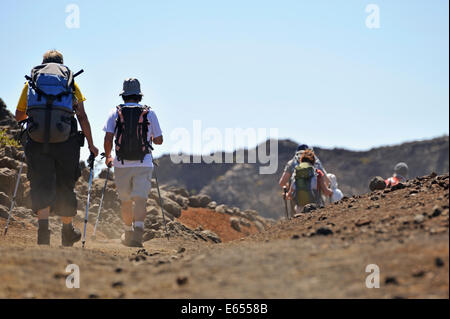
{"left": 114, "top": 104, "right": 126, "bottom": 164}
{"left": 137, "top": 105, "right": 151, "bottom": 163}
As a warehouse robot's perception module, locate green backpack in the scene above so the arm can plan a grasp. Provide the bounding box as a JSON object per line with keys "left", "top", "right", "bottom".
{"left": 294, "top": 162, "right": 318, "bottom": 207}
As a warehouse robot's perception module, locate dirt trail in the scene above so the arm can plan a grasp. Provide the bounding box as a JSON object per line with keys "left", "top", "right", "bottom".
{"left": 0, "top": 173, "right": 448, "bottom": 299}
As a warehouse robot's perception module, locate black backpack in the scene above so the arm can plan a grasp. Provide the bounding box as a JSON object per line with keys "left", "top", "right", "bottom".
{"left": 114, "top": 104, "right": 153, "bottom": 163}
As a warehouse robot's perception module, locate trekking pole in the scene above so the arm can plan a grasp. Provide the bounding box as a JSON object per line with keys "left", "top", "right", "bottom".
{"left": 282, "top": 186, "right": 290, "bottom": 220}
{"left": 3, "top": 152, "right": 26, "bottom": 236}
{"left": 152, "top": 160, "right": 169, "bottom": 240}
{"left": 92, "top": 153, "right": 110, "bottom": 241}
{"left": 82, "top": 153, "right": 96, "bottom": 248}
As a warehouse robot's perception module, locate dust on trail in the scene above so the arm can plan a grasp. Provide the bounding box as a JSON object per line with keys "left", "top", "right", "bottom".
{"left": 0, "top": 173, "right": 448, "bottom": 299}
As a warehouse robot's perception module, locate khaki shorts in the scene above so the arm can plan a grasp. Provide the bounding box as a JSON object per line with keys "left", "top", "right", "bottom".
{"left": 114, "top": 166, "right": 153, "bottom": 201}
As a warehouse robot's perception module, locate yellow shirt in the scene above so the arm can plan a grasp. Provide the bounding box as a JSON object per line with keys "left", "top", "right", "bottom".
{"left": 16, "top": 81, "right": 86, "bottom": 112}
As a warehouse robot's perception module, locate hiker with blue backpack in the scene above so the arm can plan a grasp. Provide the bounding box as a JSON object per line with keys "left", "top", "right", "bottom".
{"left": 103, "top": 78, "right": 163, "bottom": 247}
{"left": 14, "top": 50, "right": 99, "bottom": 246}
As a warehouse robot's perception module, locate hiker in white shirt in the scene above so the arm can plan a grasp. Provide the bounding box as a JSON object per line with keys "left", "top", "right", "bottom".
{"left": 103, "top": 78, "right": 163, "bottom": 247}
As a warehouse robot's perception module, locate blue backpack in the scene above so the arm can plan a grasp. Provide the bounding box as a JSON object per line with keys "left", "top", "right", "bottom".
{"left": 25, "top": 63, "right": 79, "bottom": 147}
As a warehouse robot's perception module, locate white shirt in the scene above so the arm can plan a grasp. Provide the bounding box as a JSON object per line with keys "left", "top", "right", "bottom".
{"left": 103, "top": 103, "right": 162, "bottom": 168}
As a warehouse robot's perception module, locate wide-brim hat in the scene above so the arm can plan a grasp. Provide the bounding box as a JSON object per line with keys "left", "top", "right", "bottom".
{"left": 119, "top": 78, "right": 144, "bottom": 96}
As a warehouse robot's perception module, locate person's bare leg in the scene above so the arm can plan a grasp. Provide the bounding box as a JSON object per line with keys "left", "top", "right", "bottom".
{"left": 37, "top": 206, "right": 50, "bottom": 230}
{"left": 37, "top": 206, "right": 50, "bottom": 220}
{"left": 120, "top": 200, "right": 135, "bottom": 246}
{"left": 130, "top": 197, "right": 146, "bottom": 246}
{"left": 121, "top": 200, "right": 133, "bottom": 227}
{"left": 132, "top": 197, "right": 147, "bottom": 227}
{"left": 61, "top": 216, "right": 72, "bottom": 225}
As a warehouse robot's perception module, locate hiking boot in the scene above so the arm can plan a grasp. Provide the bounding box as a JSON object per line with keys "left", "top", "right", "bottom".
{"left": 121, "top": 230, "right": 134, "bottom": 247}
{"left": 121, "top": 228, "right": 144, "bottom": 247}
{"left": 37, "top": 228, "right": 50, "bottom": 245}
{"left": 62, "top": 224, "right": 81, "bottom": 247}
{"left": 130, "top": 227, "right": 144, "bottom": 248}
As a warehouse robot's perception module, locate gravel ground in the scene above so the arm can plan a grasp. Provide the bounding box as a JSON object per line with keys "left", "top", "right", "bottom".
{"left": 0, "top": 173, "right": 448, "bottom": 299}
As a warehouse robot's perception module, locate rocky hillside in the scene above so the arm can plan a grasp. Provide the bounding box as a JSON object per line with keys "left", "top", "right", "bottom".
{"left": 72, "top": 167, "right": 274, "bottom": 243}
{"left": 0, "top": 98, "right": 273, "bottom": 244}
{"left": 155, "top": 137, "right": 449, "bottom": 219}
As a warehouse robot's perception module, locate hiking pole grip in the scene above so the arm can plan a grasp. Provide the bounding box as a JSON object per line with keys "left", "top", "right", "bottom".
{"left": 100, "top": 152, "right": 113, "bottom": 168}
{"left": 87, "top": 152, "right": 95, "bottom": 170}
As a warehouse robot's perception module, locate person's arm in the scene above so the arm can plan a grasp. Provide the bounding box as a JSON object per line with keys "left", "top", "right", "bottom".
{"left": 279, "top": 171, "right": 291, "bottom": 188}
{"left": 104, "top": 132, "right": 114, "bottom": 167}
{"left": 279, "top": 159, "right": 295, "bottom": 187}
{"left": 323, "top": 173, "right": 331, "bottom": 187}
{"left": 15, "top": 83, "right": 28, "bottom": 122}
{"left": 315, "top": 157, "right": 330, "bottom": 186}
{"left": 319, "top": 175, "right": 333, "bottom": 197}
{"left": 149, "top": 110, "right": 163, "bottom": 145}
{"left": 74, "top": 101, "right": 98, "bottom": 156}
{"left": 15, "top": 110, "right": 27, "bottom": 122}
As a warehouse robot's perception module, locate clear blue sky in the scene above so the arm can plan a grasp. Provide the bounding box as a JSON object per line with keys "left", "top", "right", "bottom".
{"left": 1, "top": 0, "right": 448, "bottom": 161}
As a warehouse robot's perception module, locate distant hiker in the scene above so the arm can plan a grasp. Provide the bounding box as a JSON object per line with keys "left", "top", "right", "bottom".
{"left": 279, "top": 144, "right": 329, "bottom": 213}
{"left": 279, "top": 144, "right": 329, "bottom": 189}
{"left": 326, "top": 173, "right": 343, "bottom": 203}
{"left": 15, "top": 50, "right": 99, "bottom": 246}
{"left": 103, "top": 78, "right": 163, "bottom": 247}
{"left": 289, "top": 149, "right": 333, "bottom": 214}
{"left": 385, "top": 162, "right": 409, "bottom": 187}
{"left": 279, "top": 144, "right": 308, "bottom": 214}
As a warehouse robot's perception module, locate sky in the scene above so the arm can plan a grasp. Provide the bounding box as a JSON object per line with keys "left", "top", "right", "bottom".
{"left": 0, "top": 0, "right": 448, "bottom": 161}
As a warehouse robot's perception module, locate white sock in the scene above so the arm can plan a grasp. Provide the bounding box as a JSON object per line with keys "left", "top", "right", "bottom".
{"left": 134, "top": 221, "right": 144, "bottom": 229}
{"left": 124, "top": 224, "right": 133, "bottom": 232}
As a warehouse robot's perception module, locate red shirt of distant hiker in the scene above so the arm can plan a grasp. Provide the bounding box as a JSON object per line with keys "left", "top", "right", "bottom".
{"left": 385, "top": 162, "right": 409, "bottom": 187}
